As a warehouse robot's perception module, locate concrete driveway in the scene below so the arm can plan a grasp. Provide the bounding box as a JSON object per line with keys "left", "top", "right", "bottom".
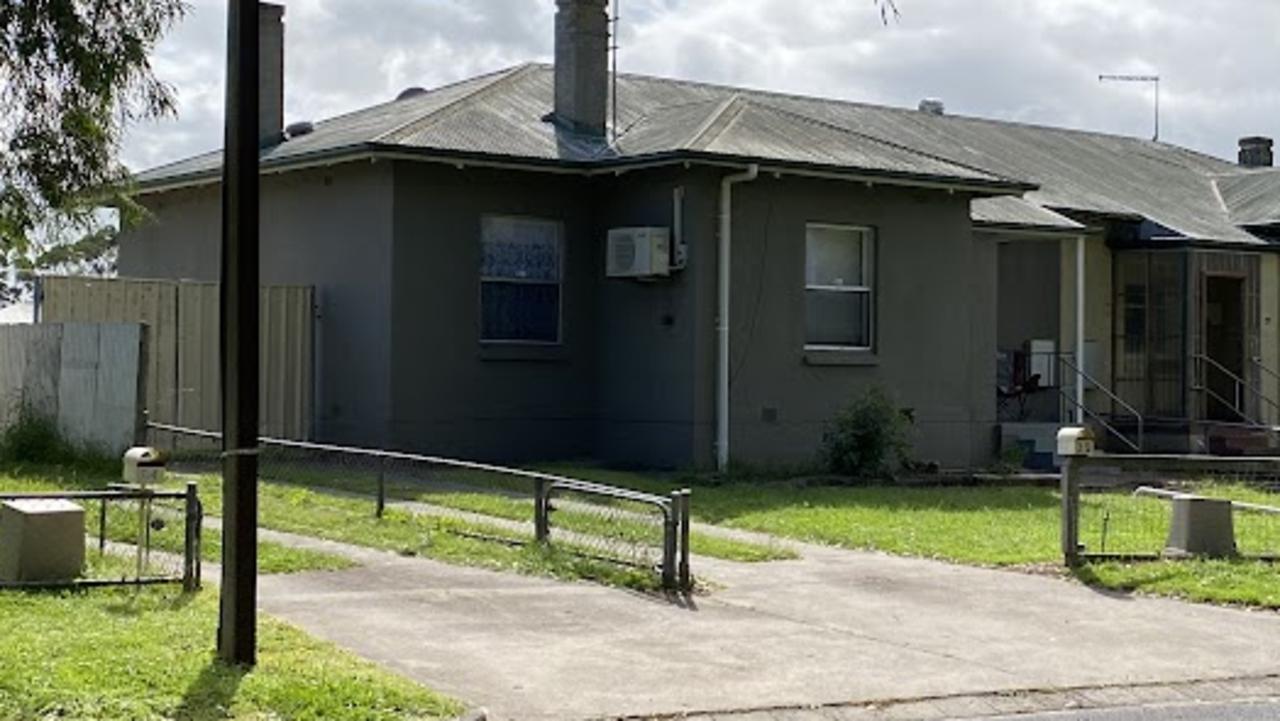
{"left": 255, "top": 532, "right": 1280, "bottom": 721}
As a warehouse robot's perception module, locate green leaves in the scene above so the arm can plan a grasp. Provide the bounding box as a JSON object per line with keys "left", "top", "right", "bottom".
{"left": 0, "top": 0, "right": 185, "bottom": 300}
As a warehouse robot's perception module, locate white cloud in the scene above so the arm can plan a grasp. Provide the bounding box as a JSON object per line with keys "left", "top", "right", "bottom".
{"left": 122, "top": 0, "right": 1280, "bottom": 171}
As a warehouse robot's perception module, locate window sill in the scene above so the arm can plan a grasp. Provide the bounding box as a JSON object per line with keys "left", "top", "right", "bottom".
{"left": 803, "top": 347, "right": 879, "bottom": 366}
{"left": 478, "top": 343, "right": 570, "bottom": 363}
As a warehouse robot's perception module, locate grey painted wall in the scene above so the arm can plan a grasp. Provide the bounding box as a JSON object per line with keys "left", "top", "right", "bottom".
{"left": 118, "top": 158, "right": 1001, "bottom": 470}
{"left": 116, "top": 161, "right": 395, "bottom": 445}
{"left": 590, "top": 168, "right": 719, "bottom": 468}
{"left": 711, "top": 175, "right": 997, "bottom": 469}
{"left": 388, "top": 162, "right": 597, "bottom": 461}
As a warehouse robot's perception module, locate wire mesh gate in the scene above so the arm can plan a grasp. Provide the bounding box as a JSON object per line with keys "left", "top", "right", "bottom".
{"left": 1061, "top": 453, "right": 1280, "bottom": 563}
{"left": 536, "top": 478, "right": 690, "bottom": 589}
{"left": 0, "top": 486, "right": 202, "bottom": 590}
{"left": 148, "top": 422, "right": 694, "bottom": 590}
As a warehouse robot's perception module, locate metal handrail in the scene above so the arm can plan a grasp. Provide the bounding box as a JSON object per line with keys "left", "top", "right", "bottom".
{"left": 1057, "top": 354, "right": 1144, "bottom": 451}
{"left": 1251, "top": 356, "right": 1280, "bottom": 386}
{"left": 1193, "top": 353, "right": 1278, "bottom": 427}
{"left": 1194, "top": 377, "right": 1258, "bottom": 426}
{"left": 1251, "top": 356, "right": 1280, "bottom": 424}
{"left": 1059, "top": 391, "right": 1140, "bottom": 452}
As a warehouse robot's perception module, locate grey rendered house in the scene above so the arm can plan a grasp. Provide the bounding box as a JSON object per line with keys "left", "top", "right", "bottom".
{"left": 118, "top": 0, "right": 1280, "bottom": 470}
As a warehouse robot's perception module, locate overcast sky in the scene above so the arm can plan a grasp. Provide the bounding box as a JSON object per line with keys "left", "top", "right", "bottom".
{"left": 123, "top": 0, "right": 1280, "bottom": 172}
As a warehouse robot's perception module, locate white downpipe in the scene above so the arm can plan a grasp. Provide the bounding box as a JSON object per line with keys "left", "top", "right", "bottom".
{"left": 1075, "top": 234, "right": 1086, "bottom": 425}
{"left": 717, "top": 164, "right": 759, "bottom": 471}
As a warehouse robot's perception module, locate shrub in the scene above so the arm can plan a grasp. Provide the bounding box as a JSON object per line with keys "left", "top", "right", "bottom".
{"left": 819, "top": 386, "right": 913, "bottom": 482}
{"left": 0, "top": 406, "right": 115, "bottom": 473}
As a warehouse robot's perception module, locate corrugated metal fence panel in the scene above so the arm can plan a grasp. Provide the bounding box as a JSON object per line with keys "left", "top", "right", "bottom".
{"left": 20, "top": 326, "right": 62, "bottom": 419}
{"left": 0, "top": 323, "right": 142, "bottom": 453}
{"left": 93, "top": 324, "right": 146, "bottom": 450}
{"left": 177, "top": 282, "right": 221, "bottom": 435}
{"left": 0, "top": 325, "right": 63, "bottom": 428}
{"left": 42, "top": 276, "right": 315, "bottom": 441}
{"left": 259, "top": 285, "right": 313, "bottom": 439}
{"left": 41, "top": 276, "right": 178, "bottom": 426}
{"left": 57, "top": 323, "right": 102, "bottom": 446}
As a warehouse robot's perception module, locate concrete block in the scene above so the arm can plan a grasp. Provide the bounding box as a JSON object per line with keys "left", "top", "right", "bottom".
{"left": 0, "top": 499, "right": 85, "bottom": 582}
{"left": 1164, "top": 495, "right": 1236, "bottom": 558}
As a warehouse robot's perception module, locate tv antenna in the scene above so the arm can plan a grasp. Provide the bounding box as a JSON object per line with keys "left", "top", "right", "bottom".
{"left": 1099, "top": 73, "right": 1160, "bottom": 141}
{"left": 611, "top": 0, "right": 620, "bottom": 142}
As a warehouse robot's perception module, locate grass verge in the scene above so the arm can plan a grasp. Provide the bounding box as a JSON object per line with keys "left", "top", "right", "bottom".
{"left": 192, "top": 474, "right": 664, "bottom": 591}
{"left": 225, "top": 460, "right": 796, "bottom": 563}
{"left": 0, "top": 463, "right": 353, "bottom": 575}
{"left": 388, "top": 486, "right": 796, "bottom": 563}
{"left": 0, "top": 586, "right": 460, "bottom": 720}
{"left": 537, "top": 465, "right": 1280, "bottom": 609}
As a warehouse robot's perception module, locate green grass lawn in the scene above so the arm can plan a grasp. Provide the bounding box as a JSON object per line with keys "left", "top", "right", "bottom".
{"left": 385, "top": 486, "right": 796, "bottom": 563}
{"left": 0, "top": 585, "right": 460, "bottom": 720}
{"left": 190, "top": 473, "right": 665, "bottom": 591}
{"left": 0, "top": 464, "right": 353, "bottom": 575}
{"left": 236, "top": 461, "right": 795, "bottom": 563}
{"left": 536, "top": 464, "right": 1280, "bottom": 609}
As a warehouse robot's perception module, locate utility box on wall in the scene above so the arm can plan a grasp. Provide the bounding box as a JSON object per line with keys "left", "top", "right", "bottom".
{"left": 0, "top": 499, "right": 85, "bottom": 583}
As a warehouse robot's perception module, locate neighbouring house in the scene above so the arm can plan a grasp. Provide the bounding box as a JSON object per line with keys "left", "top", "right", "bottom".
{"left": 115, "top": 0, "right": 1280, "bottom": 470}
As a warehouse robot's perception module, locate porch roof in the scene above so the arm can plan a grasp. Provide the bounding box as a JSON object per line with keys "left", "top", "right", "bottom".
{"left": 972, "top": 196, "right": 1083, "bottom": 233}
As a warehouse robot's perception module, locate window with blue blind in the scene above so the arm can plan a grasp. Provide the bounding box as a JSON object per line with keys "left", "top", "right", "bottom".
{"left": 480, "top": 216, "right": 563, "bottom": 343}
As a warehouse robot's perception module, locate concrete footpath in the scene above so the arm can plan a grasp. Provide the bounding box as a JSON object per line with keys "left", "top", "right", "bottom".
{"left": 253, "top": 529, "right": 1280, "bottom": 721}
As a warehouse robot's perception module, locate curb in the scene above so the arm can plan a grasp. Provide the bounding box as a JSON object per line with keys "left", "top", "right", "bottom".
{"left": 612, "top": 674, "right": 1280, "bottom": 720}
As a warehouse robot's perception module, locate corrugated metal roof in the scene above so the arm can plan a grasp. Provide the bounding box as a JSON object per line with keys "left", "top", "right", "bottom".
{"left": 134, "top": 62, "right": 1279, "bottom": 244}
{"left": 971, "top": 196, "right": 1083, "bottom": 231}
{"left": 1215, "top": 169, "right": 1280, "bottom": 227}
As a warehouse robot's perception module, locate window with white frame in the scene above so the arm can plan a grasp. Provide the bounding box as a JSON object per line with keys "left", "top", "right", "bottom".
{"left": 480, "top": 216, "right": 563, "bottom": 343}
{"left": 804, "top": 224, "right": 874, "bottom": 349}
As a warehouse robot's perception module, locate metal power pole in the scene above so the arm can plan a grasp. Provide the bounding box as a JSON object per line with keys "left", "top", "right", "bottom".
{"left": 1099, "top": 73, "right": 1160, "bottom": 141}
{"left": 217, "top": 0, "right": 261, "bottom": 666}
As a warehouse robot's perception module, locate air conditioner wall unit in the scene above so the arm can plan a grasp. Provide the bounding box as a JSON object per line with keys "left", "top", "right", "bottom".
{"left": 607, "top": 227, "right": 670, "bottom": 278}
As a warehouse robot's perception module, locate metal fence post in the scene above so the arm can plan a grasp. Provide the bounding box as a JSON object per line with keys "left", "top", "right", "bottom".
{"left": 1061, "top": 456, "right": 1081, "bottom": 566}
{"left": 375, "top": 464, "right": 386, "bottom": 519}
{"left": 184, "top": 481, "right": 201, "bottom": 592}
{"left": 663, "top": 493, "right": 679, "bottom": 590}
{"left": 98, "top": 500, "right": 107, "bottom": 555}
{"left": 678, "top": 489, "right": 692, "bottom": 591}
{"left": 534, "top": 478, "right": 549, "bottom": 543}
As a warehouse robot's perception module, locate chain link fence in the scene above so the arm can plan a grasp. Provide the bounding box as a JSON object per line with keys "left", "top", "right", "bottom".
{"left": 148, "top": 423, "right": 693, "bottom": 590}
{"left": 0, "top": 486, "right": 201, "bottom": 589}
{"left": 1061, "top": 453, "right": 1280, "bottom": 563}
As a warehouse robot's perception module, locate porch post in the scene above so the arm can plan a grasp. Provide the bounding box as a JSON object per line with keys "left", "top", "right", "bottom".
{"left": 1075, "top": 234, "right": 1086, "bottom": 424}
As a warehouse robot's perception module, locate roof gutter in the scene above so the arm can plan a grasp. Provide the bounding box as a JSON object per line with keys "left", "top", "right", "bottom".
{"left": 974, "top": 224, "right": 1093, "bottom": 239}
{"left": 128, "top": 144, "right": 1034, "bottom": 198}
{"left": 716, "top": 163, "right": 759, "bottom": 472}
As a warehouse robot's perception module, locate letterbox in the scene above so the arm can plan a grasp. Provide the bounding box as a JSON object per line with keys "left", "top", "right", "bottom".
{"left": 1056, "top": 426, "right": 1095, "bottom": 457}
{"left": 122, "top": 447, "right": 166, "bottom": 486}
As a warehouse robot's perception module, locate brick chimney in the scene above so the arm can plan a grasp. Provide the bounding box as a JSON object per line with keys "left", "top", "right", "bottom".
{"left": 1239, "top": 136, "right": 1274, "bottom": 168}
{"left": 260, "top": 3, "right": 285, "bottom": 146}
{"left": 554, "top": 0, "right": 609, "bottom": 136}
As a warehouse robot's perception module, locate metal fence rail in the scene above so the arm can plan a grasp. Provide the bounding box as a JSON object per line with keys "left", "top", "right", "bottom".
{"left": 148, "top": 422, "right": 694, "bottom": 590}
{"left": 1061, "top": 453, "right": 1280, "bottom": 564}
{"left": 0, "top": 485, "right": 201, "bottom": 590}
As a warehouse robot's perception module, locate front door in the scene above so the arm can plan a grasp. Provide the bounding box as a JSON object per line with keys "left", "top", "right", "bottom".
{"left": 1204, "top": 275, "right": 1246, "bottom": 421}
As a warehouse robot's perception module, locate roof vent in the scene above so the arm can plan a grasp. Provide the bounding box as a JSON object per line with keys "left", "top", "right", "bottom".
{"left": 918, "top": 98, "right": 945, "bottom": 116}
{"left": 1239, "top": 136, "right": 1274, "bottom": 168}
{"left": 284, "top": 120, "right": 314, "bottom": 139}
{"left": 396, "top": 86, "right": 428, "bottom": 101}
